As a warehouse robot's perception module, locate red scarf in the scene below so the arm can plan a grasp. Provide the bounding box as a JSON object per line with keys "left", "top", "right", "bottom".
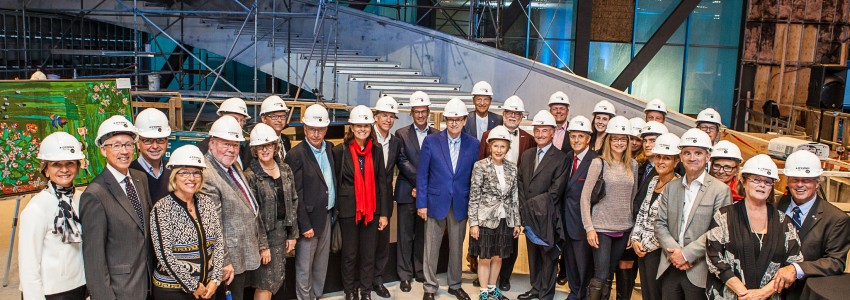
{"left": 728, "top": 177, "right": 744, "bottom": 202}
{"left": 349, "top": 139, "right": 376, "bottom": 224}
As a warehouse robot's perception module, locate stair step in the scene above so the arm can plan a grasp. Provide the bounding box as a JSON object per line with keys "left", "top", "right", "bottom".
{"left": 303, "top": 54, "right": 383, "bottom": 62}
{"left": 324, "top": 61, "right": 400, "bottom": 68}
{"left": 335, "top": 68, "right": 421, "bottom": 75}
{"left": 349, "top": 75, "right": 439, "bottom": 83}
{"left": 236, "top": 30, "right": 301, "bottom": 38}
{"left": 268, "top": 42, "right": 323, "bottom": 49}
{"left": 365, "top": 82, "right": 460, "bottom": 91}
{"left": 381, "top": 90, "right": 472, "bottom": 101}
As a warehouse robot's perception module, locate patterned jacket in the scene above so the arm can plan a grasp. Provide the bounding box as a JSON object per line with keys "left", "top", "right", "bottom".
{"left": 468, "top": 158, "right": 520, "bottom": 229}
{"left": 244, "top": 159, "right": 300, "bottom": 244}
{"left": 150, "top": 193, "right": 224, "bottom": 293}
{"left": 629, "top": 173, "right": 680, "bottom": 253}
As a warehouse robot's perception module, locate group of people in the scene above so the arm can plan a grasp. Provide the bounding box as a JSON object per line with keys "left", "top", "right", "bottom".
{"left": 16, "top": 80, "right": 850, "bottom": 300}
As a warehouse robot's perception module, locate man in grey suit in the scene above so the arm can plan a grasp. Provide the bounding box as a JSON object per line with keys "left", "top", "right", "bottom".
{"left": 655, "top": 128, "right": 730, "bottom": 300}
{"left": 773, "top": 150, "right": 850, "bottom": 300}
{"left": 80, "top": 115, "right": 154, "bottom": 300}
{"left": 462, "top": 81, "right": 502, "bottom": 141}
{"left": 200, "top": 115, "right": 269, "bottom": 300}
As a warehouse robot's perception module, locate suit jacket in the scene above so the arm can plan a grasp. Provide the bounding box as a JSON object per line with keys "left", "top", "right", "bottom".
{"left": 563, "top": 149, "right": 599, "bottom": 240}
{"left": 285, "top": 140, "right": 336, "bottom": 236}
{"left": 518, "top": 145, "right": 569, "bottom": 256}
{"left": 395, "top": 125, "right": 437, "bottom": 204}
{"left": 462, "top": 111, "right": 502, "bottom": 140}
{"left": 332, "top": 141, "right": 391, "bottom": 219}
{"left": 379, "top": 132, "right": 401, "bottom": 216}
{"left": 478, "top": 128, "right": 535, "bottom": 167}
{"left": 468, "top": 158, "right": 520, "bottom": 229}
{"left": 776, "top": 195, "right": 850, "bottom": 300}
{"left": 80, "top": 168, "right": 153, "bottom": 300}
{"left": 655, "top": 173, "right": 731, "bottom": 288}
{"left": 416, "top": 131, "right": 480, "bottom": 220}
{"left": 200, "top": 153, "right": 268, "bottom": 275}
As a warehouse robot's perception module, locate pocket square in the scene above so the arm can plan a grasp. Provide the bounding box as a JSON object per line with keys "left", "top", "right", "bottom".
{"left": 578, "top": 178, "right": 586, "bottom": 181}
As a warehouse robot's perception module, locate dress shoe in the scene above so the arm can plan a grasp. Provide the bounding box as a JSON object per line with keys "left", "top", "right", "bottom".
{"left": 400, "top": 280, "right": 412, "bottom": 292}
{"left": 423, "top": 292, "right": 436, "bottom": 300}
{"left": 415, "top": 276, "right": 426, "bottom": 283}
{"left": 360, "top": 294, "right": 372, "bottom": 300}
{"left": 556, "top": 275, "right": 568, "bottom": 286}
{"left": 345, "top": 292, "right": 359, "bottom": 300}
{"left": 517, "top": 290, "right": 538, "bottom": 300}
{"left": 472, "top": 277, "right": 480, "bottom": 287}
{"left": 448, "top": 288, "right": 472, "bottom": 300}
{"left": 373, "top": 284, "right": 390, "bottom": 298}
{"left": 498, "top": 280, "right": 511, "bottom": 292}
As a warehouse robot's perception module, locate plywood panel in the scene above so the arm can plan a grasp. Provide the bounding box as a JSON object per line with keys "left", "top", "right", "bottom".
{"left": 785, "top": 24, "right": 804, "bottom": 62}
{"left": 755, "top": 65, "right": 773, "bottom": 100}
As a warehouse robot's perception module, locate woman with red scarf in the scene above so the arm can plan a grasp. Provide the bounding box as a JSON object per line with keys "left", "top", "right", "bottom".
{"left": 710, "top": 140, "right": 744, "bottom": 201}
{"left": 332, "top": 105, "right": 391, "bottom": 300}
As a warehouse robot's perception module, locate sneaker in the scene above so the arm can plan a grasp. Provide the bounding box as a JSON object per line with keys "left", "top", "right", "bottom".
{"left": 478, "top": 291, "right": 489, "bottom": 300}
{"left": 490, "top": 289, "right": 509, "bottom": 300}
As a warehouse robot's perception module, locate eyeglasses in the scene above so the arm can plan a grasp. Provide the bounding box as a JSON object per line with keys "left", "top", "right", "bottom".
{"left": 698, "top": 125, "right": 718, "bottom": 133}
{"left": 217, "top": 142, "right": 240, "bottom": 149}
{"left": 256, "top": 143, "right": 275, "bottom": 151}
{"left": 102, "top": 142, "right": 135, "bottom": 151}
{"left": 445, "top": 118, "right": 465, "bottom": 124}
{"left": 711, "top": 164, "right": 738, "bottom": 173}
{"left": 140, "top": 138, "right": 167, "bottom": 146}
{"left": 412, "top": 109, "right": 429, "bottom": 116}
{"left": 265, "top": 113, "right": 288, "bottom": 121}
{"left": 176, "top": 171, "right": 203, "bottom": 178}
{"left": 748, "top": 177, "right": 775, "bottom": 187}
{"left": 504, "top": 111, "right": 523, "bottom": 117}
{"left": 611, "top": 137, "right": 629, "bottom": 143}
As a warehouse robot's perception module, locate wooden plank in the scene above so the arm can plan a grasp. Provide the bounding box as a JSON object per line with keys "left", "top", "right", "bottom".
{"left": 800, "top": 25, "right": 818, "bottom": 64}
{"left": 785, "top": 24, "right": 803, "bottom": 63}
{"left": 755, "top": 65, "right": 773, "bottom": 101}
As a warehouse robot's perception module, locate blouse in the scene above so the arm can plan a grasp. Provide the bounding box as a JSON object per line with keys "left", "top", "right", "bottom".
{"left": 630, "top": 173, "right": 681, "bottom": 253}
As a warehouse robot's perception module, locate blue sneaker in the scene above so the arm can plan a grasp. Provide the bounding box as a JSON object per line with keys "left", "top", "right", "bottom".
{"left": 490, "top": 289, "right": 509, "bottom": 300}
{"left": 479, "top": 291, "right": 489, "bottom": 300}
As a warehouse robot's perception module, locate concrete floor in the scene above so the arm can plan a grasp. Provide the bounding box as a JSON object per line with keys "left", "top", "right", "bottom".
{"left": 0, "top": 194, "right": 30, "bottom": 299}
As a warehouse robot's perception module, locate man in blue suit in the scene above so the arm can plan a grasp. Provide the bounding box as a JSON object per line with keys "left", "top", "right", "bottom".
{"left": 462, "top": 81, "right": 502, "bottom": 140}
{"left": 417, "top": 98, "right": 480, "bottom": 300}
{"left": 562, "top": 116, "right": 598, "bottom": 300}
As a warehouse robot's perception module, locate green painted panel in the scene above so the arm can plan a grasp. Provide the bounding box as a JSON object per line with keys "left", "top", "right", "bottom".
{"left": 0, "top": 80, "right": 132, "bottom": 196}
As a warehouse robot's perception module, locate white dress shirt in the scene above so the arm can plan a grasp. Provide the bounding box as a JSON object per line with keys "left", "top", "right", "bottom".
{"left": 506, "top": 128, "right": 520, "bottom": 164}
{"left": 106, "top": 164, "right": 131, "bottom": 196}
{"left": 679, "top": 171, "right": 707, "bottom": 247}
{"left": 375, "top": 126, "right": 391, "bottom": 168}
{"left": 476, "top": 114, "right": 488, "bottom": 140}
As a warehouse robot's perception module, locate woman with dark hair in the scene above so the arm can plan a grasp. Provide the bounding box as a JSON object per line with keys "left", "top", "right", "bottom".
{"left": 580, "top": 116, "right": 638, "bottom": 300}
{"left": 705, "top": 154, "right": 802, "bottom": 300}
{"left": 150, "top": 145, "right": 223, "bottom": 299}
{"left": 589, "top": 100, "right": 615, "bottom": 154}
{"left": 332, "top": 105, "right": 391, "bottom": 300}
{"left": 244, "top": 123, "right": 299, "bottom": 300}
{"left": 19, "top": 132, "right": 88, "bottom": 299}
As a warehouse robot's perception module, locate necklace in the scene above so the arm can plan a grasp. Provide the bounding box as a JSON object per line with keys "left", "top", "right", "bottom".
{"left": 745, "top": 204, "right": 767, "bottom": 249}
{"left": 261, "top": 164, "right": 278, "bottom": 172}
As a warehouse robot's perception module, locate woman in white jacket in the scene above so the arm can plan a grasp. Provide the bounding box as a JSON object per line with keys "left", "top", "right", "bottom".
{"left": 19, "top": 132, "right": 87, "bottom": 299}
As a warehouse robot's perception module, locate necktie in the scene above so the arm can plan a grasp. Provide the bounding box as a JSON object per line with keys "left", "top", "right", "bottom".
{"left": 571, "top": 155, "right": 579, "bottom": 176}
{"left": 643, "top": 163, "right": 654, "bottom": 182}
{"left": 227, "top": 168, "right": 254, "bottom": 211}
{"left": 534, "top": 149, "right": 544, "bottom": 171}
{"left": 450, "top": 139, "right": 460, "bottom": 172}
{"left": 123, "top": 177, "right": 145, "bottom": 228}
{"left": 791, "top": 206, "right": 803, "bottom": 230}
{"left": 509, "top": 130, "right": 518, "bottom": 136}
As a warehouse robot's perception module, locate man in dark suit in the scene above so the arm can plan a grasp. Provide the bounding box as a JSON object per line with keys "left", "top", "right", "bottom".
{"left": 418, "top": 98, "right": 479, "bottom": 300}
{"left": 516, "top": 111, "right": 569, "bottom": 300}
{"left": 547, "top": 91, "right": 573, "bottom": 285}
{"left": 285, "top": 104, "right": 336, "bottom": 300}
{"left": 561, "top": 116, "right": 597, "bottom": 300}
{"left": 476, "top": 95, "right": 533, "bottom": 291}
{"left": 130, "top": 108, "right": 172, "bottom": 203}
{"left": 80, "top": 115, "right": 153, "bottom": 300}
{"left": 371, "top": 96, "right": 402, "bottom": 298}
{"left": 462, "top": 81, "right": 502, "bottom": 141}
{"left": 773, "top": 150, "right": 850, "bottom": 300}
{"left": 258, "top": 95, "right": 293, "bottom": 160}
{"left": 395, "top": 91, "right": 437, "bottom": 292}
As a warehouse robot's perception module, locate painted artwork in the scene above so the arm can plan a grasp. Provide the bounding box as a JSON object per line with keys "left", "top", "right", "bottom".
{"left": 0, "top": 80, "right": 132, "bottom": 196}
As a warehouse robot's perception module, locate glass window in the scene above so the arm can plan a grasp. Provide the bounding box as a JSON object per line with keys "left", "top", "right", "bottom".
{"left": 683, "top": 47, "right": 737, "bottom": 122}
{"left": 588, "top": 42, "right": 632, "bottom": 86}
{"left": 630, "top": 45, "right": 686, "bottom": 112}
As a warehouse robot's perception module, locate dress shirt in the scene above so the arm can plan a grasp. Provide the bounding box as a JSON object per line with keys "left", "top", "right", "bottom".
{"left": 137, "top": 156, "right": 163, "bottom": 179}
{"left": 494, "top": 164, "right": 507, "bottom": 218}
{"left": 785, "top": 195, "right": 817, "bottom": 279}
{"left": 375, "top": 126, "right": 391, "bottom": 168}
{"left": 415, "top": 124, "right": 430, "bottom": 149}
{"left": 308, "top": 140, "right": 336, "bottom": 210}
{"left": 679, "top": 171, "right": 707, "bottom": 248}
{"left": 106, "top": 164, "right": 131, "bottom": 197}
{"left": 553, "top": 122, "right": 568, "bottom": 150}
{"left": 535, "top": 143, "right": 553, "bottom": 169}
{"left": 476, "top": 114, "right": 488, "bottom": 140}
{"left": 449, "top": 134, "right": 461, "bottom": 172}
{"left": 212, "top": 158, "right": 258, "bottom": 213}
{"left": 506, "top": 128, "right": 520, "bottom": 163}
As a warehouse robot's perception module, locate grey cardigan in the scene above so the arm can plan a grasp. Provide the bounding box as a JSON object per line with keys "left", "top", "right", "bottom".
{"left": 580, "top": 157, "right": 638, "bottom": 233}
{"left": 468, "top": 158, "right": 520, "bottom": 229}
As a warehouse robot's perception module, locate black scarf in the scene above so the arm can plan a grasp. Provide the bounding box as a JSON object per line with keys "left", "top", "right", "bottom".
{"left": 730, "top": 201, "right": 782, "bottom": 289}
{"left": 51, "top": 181, "right": 82, "bottom": 244}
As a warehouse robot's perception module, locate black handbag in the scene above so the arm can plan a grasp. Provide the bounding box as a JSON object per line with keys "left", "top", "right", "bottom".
{"left": 590, "top": 158, "right": 605, "bottom": 206}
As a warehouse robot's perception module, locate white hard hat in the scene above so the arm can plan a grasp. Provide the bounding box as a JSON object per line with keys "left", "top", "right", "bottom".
{"left": 644, "top": 99, "right": 668, "bottom": 114}
{"left": 260, "top": 95, "right": 289, "bottom": 115}
{"left": 303, "top": 104, "right": 330, "bottom": 127}
{"left": 783, "top": 150, "right": 824, "bottom": 177}
{"left": 348, "top": 105, "right": 375, "bottom": 124}
{"left": 166, "top": 145, "right": 206, "bottom": 169}
{"left": 38, "top": 132, "right": 85, "bottom": 161}
{"left": 96, "top": 115, "right": 138, "bottom": 147}
{"left": 652, "top": 133, "right": 681, "bottom": 156}
{"left": 548, "top": 91, "right": 570, "bottom": 106}
{"left": 567, "top": 115, "right": 593, "bottom": 133}
{"left": 678, "top": 128, "right": 713, "bottom": 150}
{"left": 471, "top": 81, "right": 494, "bottom": 96}
{"left": 486, "top": 125, "right": 512, "bottom": 143}
{"left": 629, "top": 117, "right": 646, "bottom": 138}
{"left": 502, "top": 95, "right": 525, "bottom": 112}
{"left": 249, "top": 123, "right": 280, "bottom": 146}
{"left": 531, "top": 110, "right": 557, "bottom": 127}
{"left": 409, "top": 91, "right": 432, "bottom": 107}
{"left": 605, "top": 116, "right": 632, "bottom": 135}
{"left": 593, "top": 100, "right": 616, "bottom": 116}
{"left": 443, "top": 98, "right": 469, "bottom": 118}
{"left": 697, "top": 108, "right": 721, "bottom": 125}
{"left": 135, "top": 108, "right": 171, "bottom": 139}
{"left": 711, "top": 140, "right": 742, "bottom": 161}
{"left": 217, "top": 97, "right": 251, "bottom": 119}
{"left": 208, "top": 115, "right": 245, "bottom": 142}
{"left": 740, "top": 154, "right": 779, "bottom": 180}
{"left": 374, "top": 96, "right": 400, "bottom": 114}
{"left": 642, "top": 121, "right": 669, "bottom": 137}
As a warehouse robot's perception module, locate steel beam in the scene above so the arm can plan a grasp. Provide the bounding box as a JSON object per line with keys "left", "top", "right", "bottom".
{"left": 609, "top": 0, "right": 701, "bottom": 91}
{"left": 573, "top": 0, "right": 591, "bottom": 77}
